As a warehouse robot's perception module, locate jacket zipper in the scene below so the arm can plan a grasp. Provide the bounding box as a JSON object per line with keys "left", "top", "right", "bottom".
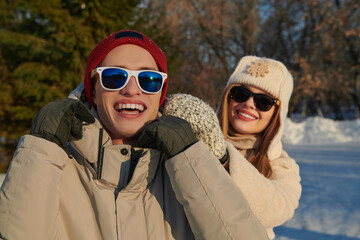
{"left": 127, "top": 147, "right": 143, "bottom": 183}
{"left": 97, "top": 128, "right": 105, "bottom": 179}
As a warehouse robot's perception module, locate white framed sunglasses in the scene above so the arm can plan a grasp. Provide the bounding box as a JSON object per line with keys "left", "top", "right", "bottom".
{"left": 91, "top": 67, "right": 167, "bottom": 94}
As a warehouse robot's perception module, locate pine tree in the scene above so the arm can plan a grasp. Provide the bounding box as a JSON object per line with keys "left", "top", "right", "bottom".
{"left": 0, "top": 0, "right": 149, "bottom": 171}
{"left": 0, "top": 0, "right": 143, "bottom": 135}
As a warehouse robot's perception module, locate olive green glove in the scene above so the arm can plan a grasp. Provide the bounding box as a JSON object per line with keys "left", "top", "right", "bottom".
{"left": 30, "top": 98, "right": 95, "bottom": 149}
{"left": 138, "top": 115, "right": 198, "bottom": 159}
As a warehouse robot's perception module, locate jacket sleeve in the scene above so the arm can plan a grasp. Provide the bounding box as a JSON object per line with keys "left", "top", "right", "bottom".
{"left": 165, "top": 141, "right": 269, "bottom": 240}
{"left": 0, "top": 135, "right": 69, "bottom": 240}
{"left": 226, "top": 141, "right": 302, "bottom": 228}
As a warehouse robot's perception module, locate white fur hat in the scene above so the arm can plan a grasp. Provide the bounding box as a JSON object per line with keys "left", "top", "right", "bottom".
{"left": 220, "top": 56, "right": 293, "bottom": 160}
{"left": 162, "top": 94, "right": 227, "bottom": 160}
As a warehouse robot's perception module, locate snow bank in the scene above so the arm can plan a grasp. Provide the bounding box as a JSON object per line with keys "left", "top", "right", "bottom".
{"left": 283, "top": 117, "right": 360, "bottom": 145}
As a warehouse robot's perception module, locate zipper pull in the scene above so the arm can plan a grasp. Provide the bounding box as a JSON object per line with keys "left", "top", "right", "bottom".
{"left": 127, "top": 147, "right": 144, "bottom": 183}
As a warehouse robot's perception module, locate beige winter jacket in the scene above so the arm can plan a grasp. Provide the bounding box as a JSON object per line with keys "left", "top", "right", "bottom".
{"left": 226, "top": 141, "right": 301, "bottom": 239}
{"left": 0, "top": 93, "right": 268, "bottom": 239}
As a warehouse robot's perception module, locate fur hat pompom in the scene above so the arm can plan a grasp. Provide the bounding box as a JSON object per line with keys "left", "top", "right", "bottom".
{"left": 162, "top": 94, "right": 227, "bottom": 160}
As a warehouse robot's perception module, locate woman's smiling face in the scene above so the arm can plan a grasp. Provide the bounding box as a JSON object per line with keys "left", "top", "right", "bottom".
{"left": 228, "top": 85, "right": 275, "bottom": 135}
{"left": 93, "top": 44, "right": 162, "bottom": 145}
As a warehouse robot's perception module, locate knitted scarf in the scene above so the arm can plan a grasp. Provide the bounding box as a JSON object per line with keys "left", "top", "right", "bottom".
{"left": 224, "top": 125, "right": 259, "bottom": 159}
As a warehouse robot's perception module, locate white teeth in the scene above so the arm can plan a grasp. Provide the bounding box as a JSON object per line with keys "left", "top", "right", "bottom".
{"left": 239, "top": 112, "right": 256, "bottom": 120}
{"left": 126, "top": 111, "right": 138, "bottom": 115}
{"left": 138, "top": 104, "right": 144, "bottom": 111}
{"left": 116, "top": 103, "right": 145, "bottom": 112}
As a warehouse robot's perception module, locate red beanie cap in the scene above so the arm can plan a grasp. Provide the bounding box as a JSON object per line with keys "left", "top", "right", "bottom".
{"left": 84, "top": 30, "right": 168, "bottom": 107}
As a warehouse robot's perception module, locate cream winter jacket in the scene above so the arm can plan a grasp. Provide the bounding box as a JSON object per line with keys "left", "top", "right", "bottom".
{"left": 226, "top": 142, "right": 301, "bottom": 239}
{"left": 0, "top": 87, "right": 268, "bottom": 240}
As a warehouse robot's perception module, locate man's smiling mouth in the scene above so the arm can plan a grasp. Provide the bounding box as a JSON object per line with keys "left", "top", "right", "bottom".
{"left": 115, "top": 103, "right": 145, "bottom": 114}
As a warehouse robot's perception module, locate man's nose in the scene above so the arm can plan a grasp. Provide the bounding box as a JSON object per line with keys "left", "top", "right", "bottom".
{"left": 120, "top": 76, "right": 142, "bottom": 96}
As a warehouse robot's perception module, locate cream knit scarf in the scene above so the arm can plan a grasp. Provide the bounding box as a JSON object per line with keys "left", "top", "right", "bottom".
{"left": 225, "top": 126, "right": 259, "bottom": 159}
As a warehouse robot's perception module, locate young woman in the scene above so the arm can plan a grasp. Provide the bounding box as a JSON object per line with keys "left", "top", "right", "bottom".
{"left": 217, "top": 56, "right": 302, "bottom": 239}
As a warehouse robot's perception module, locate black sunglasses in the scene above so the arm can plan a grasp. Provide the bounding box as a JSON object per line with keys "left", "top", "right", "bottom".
{"left": 229, "top": 86, "right": 279, "bottom": 112}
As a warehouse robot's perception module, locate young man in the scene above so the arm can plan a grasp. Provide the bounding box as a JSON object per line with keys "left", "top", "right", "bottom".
{"left": 0, "top": 30, "right": 268, "bottom": 240}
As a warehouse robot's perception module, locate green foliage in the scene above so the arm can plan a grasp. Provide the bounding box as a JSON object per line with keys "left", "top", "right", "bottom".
{"left": 0, "top": 0, "right": 179, "bottom": 171}
{"left": 0, "top": 0, "right": 146, "bottom": 139}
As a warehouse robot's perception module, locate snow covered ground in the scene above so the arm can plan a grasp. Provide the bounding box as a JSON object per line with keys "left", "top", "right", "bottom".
{"left": 1, "top": 117, "right": 360, "bottom": 239}
{"left": 275, "top": 143, "right": 360, "bottom": 240}
{"left": 274, "top": 117, "right": 360, "bottom": 240}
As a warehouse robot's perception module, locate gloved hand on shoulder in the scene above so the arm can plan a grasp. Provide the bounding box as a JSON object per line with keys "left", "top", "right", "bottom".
{"left": 161, "top": 94, "right": 228, "bottom": 164}
{"left": 30, "top": 98, "right": 95, "bottom": 149}
{"left": 138, "top": 115, "right": 198, "bottom": 159}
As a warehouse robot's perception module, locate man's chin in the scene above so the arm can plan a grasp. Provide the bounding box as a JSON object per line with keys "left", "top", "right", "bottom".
{"left": 125, "top": 119, "right": 156, "bottom": 146}
{"left": 109, "top": 118, "right": 156, "bottom": 145}
{"left": 120, "top": 132, "right": 140, "bottom": 145}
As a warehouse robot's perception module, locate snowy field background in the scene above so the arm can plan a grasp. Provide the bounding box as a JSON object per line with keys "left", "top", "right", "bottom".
{"left": 275, "top": 117, "right": 360, "bottom": 240}
{"left": 1, "top": 116, "right": 360, "bottom": 239}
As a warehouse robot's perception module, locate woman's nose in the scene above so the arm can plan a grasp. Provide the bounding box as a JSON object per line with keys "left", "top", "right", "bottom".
{"left": 243, "top": 96, "right": 256, "bottom": 109}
